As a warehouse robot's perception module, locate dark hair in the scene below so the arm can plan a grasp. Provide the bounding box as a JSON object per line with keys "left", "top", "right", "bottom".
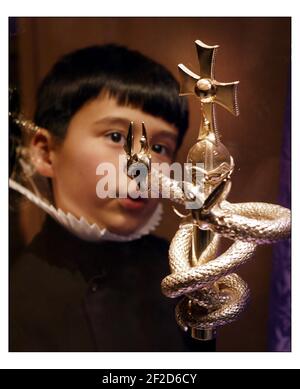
{"left": 34, "top": 44, "right": 189, "bottom": 149}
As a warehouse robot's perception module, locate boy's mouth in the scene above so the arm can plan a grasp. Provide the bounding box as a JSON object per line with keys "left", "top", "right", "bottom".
{"left": 118, "top": 197, "right": 149, "bottom": 211}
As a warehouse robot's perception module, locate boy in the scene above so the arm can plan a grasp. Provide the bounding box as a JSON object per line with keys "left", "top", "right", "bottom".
{"left": 10, "top": 44, "right": 213, "bottom": 351}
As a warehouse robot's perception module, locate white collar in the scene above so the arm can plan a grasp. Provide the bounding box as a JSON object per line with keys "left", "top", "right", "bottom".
{"left": 9, "top": 178, "right": 163, "bottom": 242}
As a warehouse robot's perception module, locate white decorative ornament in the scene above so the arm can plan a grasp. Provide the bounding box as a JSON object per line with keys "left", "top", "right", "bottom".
{"left": 9, "top": 179, "right": 163, "bottom": 242}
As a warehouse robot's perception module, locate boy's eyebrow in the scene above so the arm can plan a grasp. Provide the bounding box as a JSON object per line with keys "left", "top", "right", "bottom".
{"left": 92, "top": 116, "right": 131, "bottom": 127}
{"left": 151, "top": 130, "right": 178, "bottom": 142}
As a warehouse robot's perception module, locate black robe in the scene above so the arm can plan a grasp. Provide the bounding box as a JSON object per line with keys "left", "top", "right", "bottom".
{"left": 10, "top": 216, "right": 215, "bottom": 352}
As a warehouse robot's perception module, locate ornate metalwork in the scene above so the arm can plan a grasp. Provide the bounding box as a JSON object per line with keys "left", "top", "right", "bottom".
{"left": 124, "top": 40, "right": 291, "bottom": 341}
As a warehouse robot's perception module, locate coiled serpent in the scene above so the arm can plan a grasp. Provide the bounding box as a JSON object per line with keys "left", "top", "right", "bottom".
{"left": 151, "top": 168, "right": 291, "bottom": 333}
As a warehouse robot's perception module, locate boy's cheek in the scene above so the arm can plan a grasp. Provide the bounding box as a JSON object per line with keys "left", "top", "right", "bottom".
{"left": 53, "top": 136, "right": 127, "bottom": 187}
{"left": 66, "top": 137, "right": 123, "bottom": 168}
{"left": 55, "top": 145, "right": 123, "bottom": 198}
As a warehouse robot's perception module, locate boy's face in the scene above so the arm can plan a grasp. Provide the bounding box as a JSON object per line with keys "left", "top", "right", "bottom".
{"left": 36, "top": 95, "right": 179, "bottom": 235}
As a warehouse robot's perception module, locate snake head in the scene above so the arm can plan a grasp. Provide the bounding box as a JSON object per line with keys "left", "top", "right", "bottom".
{"left": 202, "top": 179, "right": 231, "bottom": 213}
{"left": 194, "top": 178, "right": 232, "bottom": 226}
{"left": 185, "top": 179, "right": 231, "bottom": 230}
{"left": 123, "top": 121, "right": 152, "bottom": 180}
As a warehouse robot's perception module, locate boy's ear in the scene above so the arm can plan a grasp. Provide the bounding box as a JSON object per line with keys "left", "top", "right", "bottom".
{"left": 30, "top": 129, "right": 57, "bottom": 178}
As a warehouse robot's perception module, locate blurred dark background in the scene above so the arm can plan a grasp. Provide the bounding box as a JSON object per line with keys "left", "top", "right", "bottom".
{"left": 9, "top": 17, "right": 291, "bottom": 352}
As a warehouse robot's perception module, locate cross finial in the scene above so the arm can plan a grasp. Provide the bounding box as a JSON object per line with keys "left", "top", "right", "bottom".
{"left": 178, "top": 40, "right": 239, "bottom": 143}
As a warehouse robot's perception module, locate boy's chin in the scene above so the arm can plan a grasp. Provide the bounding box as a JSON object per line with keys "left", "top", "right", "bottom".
{"left": 85, "top": 201, "right": 157, "bottom": 236}
{"left": 105, "top": 221, "right": 144, "bottom": 236}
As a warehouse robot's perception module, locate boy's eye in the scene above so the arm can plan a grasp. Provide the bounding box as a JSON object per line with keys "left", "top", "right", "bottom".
{"left": 152, "top": 144, "right": 169, "bottom": 156}
{"left": 106, "top": 131, "right": 125, "bottom": 145}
